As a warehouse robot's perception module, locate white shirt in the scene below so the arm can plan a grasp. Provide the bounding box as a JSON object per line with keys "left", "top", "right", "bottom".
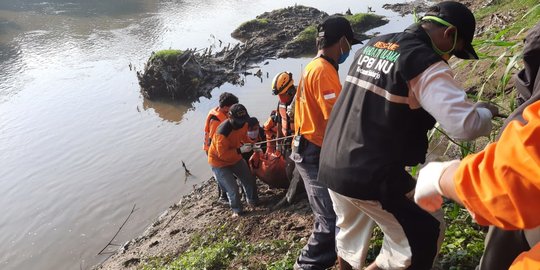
{"left": 408, "top": 61, "right": 493, "bottom": 140}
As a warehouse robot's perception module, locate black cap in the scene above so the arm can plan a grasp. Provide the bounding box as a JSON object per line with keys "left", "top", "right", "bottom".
{"left": 318, "top": 16, "right": 362, "bottom": 47}
{"left": 229, "top": 104, "right": 250, "bottom": 123}
{"left": 423, "top": 1, "right": 478, "bottom": 59}
{"left": 247, "top": 117, "right": 259, "bottom": 127}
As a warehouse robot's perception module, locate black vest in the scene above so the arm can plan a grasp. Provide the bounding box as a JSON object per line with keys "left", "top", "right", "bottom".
{"left": 319, "top": 24, "right": 441, "bottom": 200}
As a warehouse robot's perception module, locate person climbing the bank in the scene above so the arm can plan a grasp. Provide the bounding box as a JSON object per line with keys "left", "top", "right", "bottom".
{"left": 318, "top": 2, "right": 498, "bottom": 269}
{"left": 207, "top": 103, "right": 259, "bottom": 217}
{"left": 291, "top": 15, "right": 363, "bottom": 270}
{"left": 203, "top": 92, "right": 239, "bottom": 204}
{"left": 448, "top": 21, "right": 540, "bottom": 270}
{"left": 414, "top": 98, "right": 540, "bottom": 270}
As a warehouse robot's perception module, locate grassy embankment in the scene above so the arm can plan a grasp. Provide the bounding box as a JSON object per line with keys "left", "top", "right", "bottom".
{"left": 139, "top": 1, "right": 540, "bottom": 269}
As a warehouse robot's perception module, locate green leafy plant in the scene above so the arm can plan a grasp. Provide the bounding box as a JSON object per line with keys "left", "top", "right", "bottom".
{"left": 438, "top": 202, "right": 486, "bottom": 269}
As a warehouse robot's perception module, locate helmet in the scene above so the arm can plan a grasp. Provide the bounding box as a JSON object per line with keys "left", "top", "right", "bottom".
{"left": 271, "top": 72, "right": 295, "bottom": 95}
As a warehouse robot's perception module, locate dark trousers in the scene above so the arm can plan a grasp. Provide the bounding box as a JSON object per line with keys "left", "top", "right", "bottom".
{"left": 477, "top": 226, "right": 530, "bottom": 270}
{"left": 294, "top": 141, "right": 337, "bottom": 270}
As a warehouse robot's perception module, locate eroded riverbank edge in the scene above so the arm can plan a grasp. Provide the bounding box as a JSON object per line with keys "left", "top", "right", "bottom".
{"left": 95, "top": 179, "right": 315, "bottom": 269}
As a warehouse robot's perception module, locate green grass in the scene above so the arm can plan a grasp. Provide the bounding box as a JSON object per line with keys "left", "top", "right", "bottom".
{"left": 345, "top": 13, "right": 386, "bottom": 29}
{"left": 345, "top": 13, "right": 388, "bottom": 36}
{"left": 294, "top": 25, "right": 317, "bottom": 44}
{"left": 238, "top": 18, "right": 270, "bottom": 30}
{"left": 150, "top": 49, "right": 183, "bottom": 62}
{"left": 475, "top": 0, "right": 540, "bottom": 38}
{"left": 438, "top": 202, "right": 486, "bottom": 270}
{"left": 139, "top": 225, "right": 303, "bottom": 270}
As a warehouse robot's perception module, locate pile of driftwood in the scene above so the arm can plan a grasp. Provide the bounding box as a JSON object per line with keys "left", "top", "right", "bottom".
{"left": 137, "top": 5, "right": 387, "bottom": 101}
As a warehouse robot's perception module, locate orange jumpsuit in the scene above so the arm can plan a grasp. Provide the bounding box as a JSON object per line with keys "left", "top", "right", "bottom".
{"left": 203, "top": 107, "right": 228, "bottom": 152}
{"left": 454, "top": 100, "right": 540, "bottom": 270}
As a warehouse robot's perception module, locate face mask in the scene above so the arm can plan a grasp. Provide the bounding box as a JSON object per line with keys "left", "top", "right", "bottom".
{"left": 338, "top": 38, "right": 351, "bottom": 64}
{"left": 422, "top": 16, "right": 457, "bottom": 60}
{"left": 435, "top": 32, "right": 456, "bottom": 61}
{"left": 338, "top": 51, "right": 350, "bottom": 64}
{"left": 248, "top": 130, "right": 259, "bottom": 139}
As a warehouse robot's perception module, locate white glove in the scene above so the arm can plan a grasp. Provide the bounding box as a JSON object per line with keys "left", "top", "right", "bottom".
{"left": 475, "top": 102, "right": 499, "bottom": 118}
{"left": 239, "top": 143, "right": 253, "bottom": 153}
{"left": 414, "top": 160, "right": 460, "bottom": 212}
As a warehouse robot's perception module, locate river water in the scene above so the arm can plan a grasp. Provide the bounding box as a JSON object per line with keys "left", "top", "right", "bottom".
{"left": 0, "top": 1, "right": 411, "bottom": 269}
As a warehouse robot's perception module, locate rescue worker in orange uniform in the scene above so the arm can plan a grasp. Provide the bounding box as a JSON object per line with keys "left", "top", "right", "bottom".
{"left": 208, "top": 103, "right": 259, "bottom": 217}
{"left": 203, "top": 92, "right": 239, "bottom": 152}
{"left": 203, "top": 92, "right": 238, "bottom": 203}
{"left": 414, "top": 99, "right": 540, "bottom": 270}
{"left": 264, "top": 71, "right": 296, "bottom": 154}
{"left": 290, "top": 16, "right": 362, "bottom": 270}
{"left": 263, "top": 71, "right": 304, "bottom": 205}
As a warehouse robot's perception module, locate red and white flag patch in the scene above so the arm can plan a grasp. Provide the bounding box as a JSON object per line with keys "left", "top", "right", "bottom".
{"left": 323, "top": 90, "right": 336, "bottom": 100}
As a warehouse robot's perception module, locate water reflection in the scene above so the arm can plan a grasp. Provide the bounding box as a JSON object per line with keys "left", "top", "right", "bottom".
{"left": 0, "top": 43, "right": 22, "bottom": 103}
{"left": 142, "top": 98, "right": 193, "bottom": 123}
{"left": 0, "top": 0, "right": 154, "bottom": 17}
{"left": 0, "top": 0, "right": 164, "bottom": 103}
{"left": 0, "top": 19, "right": 20, "bottom": 35}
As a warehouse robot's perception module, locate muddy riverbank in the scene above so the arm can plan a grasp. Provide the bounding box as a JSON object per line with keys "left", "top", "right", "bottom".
{"left": 95, "top": 179, "right": 315, "bottom": 269}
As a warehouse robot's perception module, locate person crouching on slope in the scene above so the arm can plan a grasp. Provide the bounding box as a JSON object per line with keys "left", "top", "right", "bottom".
{"left": 208, "top": 103, "right": 259, "bottom": 217}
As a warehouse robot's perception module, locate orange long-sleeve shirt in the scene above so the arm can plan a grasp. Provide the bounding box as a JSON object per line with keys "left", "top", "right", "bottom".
{"left": 208, "top": 120, "right": 250, "bottom": 168}
{"left": 454, "top": 100, "right": 540, "bottom": 270}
